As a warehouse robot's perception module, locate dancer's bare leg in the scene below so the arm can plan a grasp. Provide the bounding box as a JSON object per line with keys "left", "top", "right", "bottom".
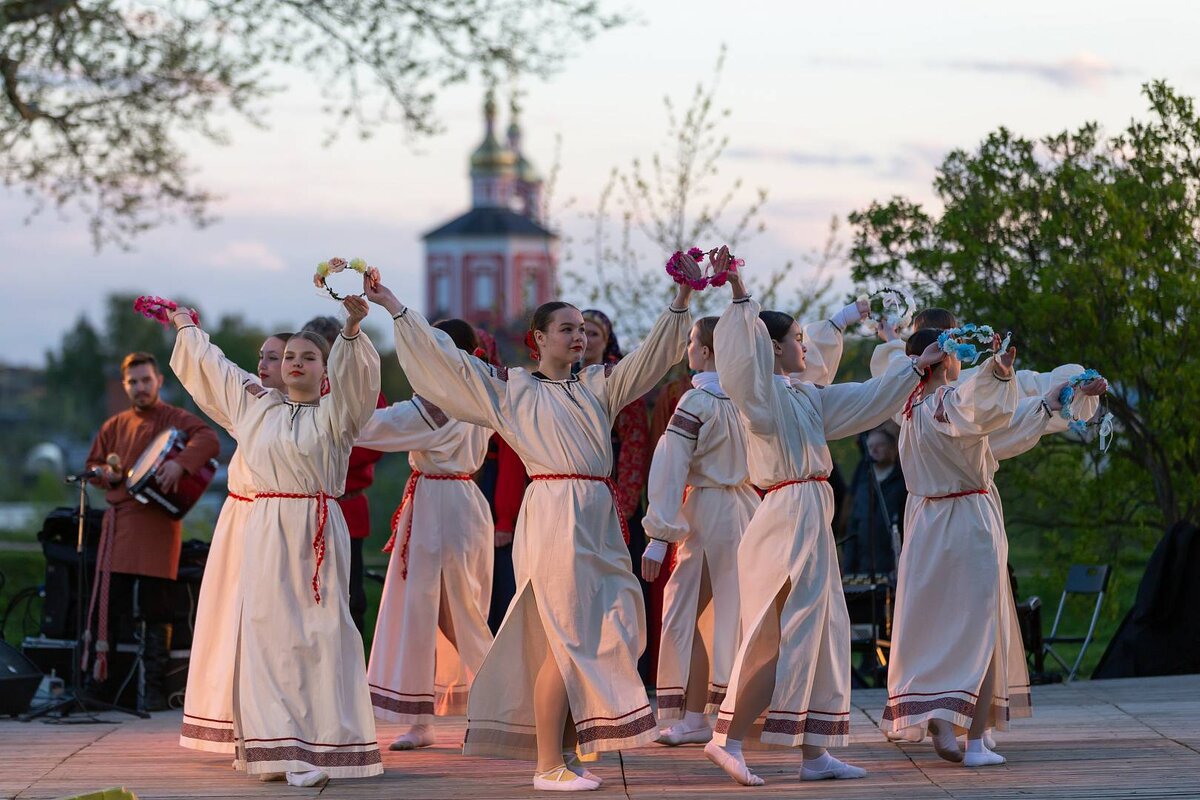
{"left": 964, "top": 661, "right": 1005, "bottom": 767}
{"left": 532, "top": 648, "right": 598, "bottom": 790}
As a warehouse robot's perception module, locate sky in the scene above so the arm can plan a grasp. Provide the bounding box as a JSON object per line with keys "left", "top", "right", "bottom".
{"left": 4, "top": 0, "right": 1199, "bottom": 366}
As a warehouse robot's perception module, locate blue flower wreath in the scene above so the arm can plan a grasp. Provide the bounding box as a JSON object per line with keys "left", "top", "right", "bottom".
{"left": 936, "top": 324, "right": 1009, "bottom": 366}
{"left": 1057, "top": 369, "right": 1114, "bottom": 449}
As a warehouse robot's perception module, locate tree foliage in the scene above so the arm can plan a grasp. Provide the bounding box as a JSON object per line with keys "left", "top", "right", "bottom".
{"left": 848, "top": 81, "right": 1200, "bottom": 531}
{"left": 0, "top": 0, "right": 624, "bottom": 248}
{"left": 562, "top": 47, "right": 834, "bottom": 344}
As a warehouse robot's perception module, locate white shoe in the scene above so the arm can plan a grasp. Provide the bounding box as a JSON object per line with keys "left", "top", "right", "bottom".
{"left": 285, "top": 769, "right": 329, "bottom": 787}
{"left": 928, "top": 719, "right": 963, "bottom": 763}
{"left": 964, "top": 742, "right": 1006, "bottom": 767}
{"left": 800, "top": 754, "right": 867, "bottom": 781}
{"left": 657, "top": 722, "right": 713, "bottom": 746}
{"left": 563, "top": 752, "right": 603, "bottom": 785}
{"left": 703, "top": 741, "right": 765, "bottom": 787}
{"left": 984, "top": 729, "right": 997, "bottom": 750}
{"left": 389, "top": 725, "right": 436, "bottom": 750}
{"left": 533, "top": 765, "right": 600, "bottom": 791}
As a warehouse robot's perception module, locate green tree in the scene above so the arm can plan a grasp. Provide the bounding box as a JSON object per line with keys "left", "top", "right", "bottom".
{"left": 848, "top": 80, "right": 1200, "bottom": 532}
{"left": 1, "top": 0, "right": 624, "bottom": 249}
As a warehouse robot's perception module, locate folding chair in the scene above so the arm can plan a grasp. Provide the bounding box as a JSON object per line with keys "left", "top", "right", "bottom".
{"left": 1042, "top": 564, "right": 1111, "bottom": 681}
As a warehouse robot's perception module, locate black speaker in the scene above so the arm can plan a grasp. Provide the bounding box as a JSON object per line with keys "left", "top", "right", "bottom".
{"left": 0, "top": 641, "right": 43, "bottom": 716}
{"left": 38, "top": 506, "right": 104, "bottom": 639}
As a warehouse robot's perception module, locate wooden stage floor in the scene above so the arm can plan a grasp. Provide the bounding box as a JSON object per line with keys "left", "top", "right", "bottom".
{"left": 3, "top": 675, "right": 1199, "bottom": 799}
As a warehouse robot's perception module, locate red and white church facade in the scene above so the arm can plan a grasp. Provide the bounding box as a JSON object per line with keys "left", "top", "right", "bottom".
{"left": 423, "top": 93, "right": 557, "bottom": 327}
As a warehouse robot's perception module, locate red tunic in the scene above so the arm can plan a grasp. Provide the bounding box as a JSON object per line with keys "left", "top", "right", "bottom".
{"left": 85, "top": 401, "right": 220, "bottom": 580}
{"left": 336, "top": 391, "right": 387, "bottom": 539}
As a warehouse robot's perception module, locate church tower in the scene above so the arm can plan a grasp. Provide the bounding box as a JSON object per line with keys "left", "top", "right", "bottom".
{"left": 423, "top": 91, "right": 557, "bottom": 326}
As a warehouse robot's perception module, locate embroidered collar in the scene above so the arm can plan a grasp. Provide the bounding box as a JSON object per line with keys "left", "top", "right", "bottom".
{"left": 773, "top": 373, "right": 793, "bottom": 390}
{"left": 532, "top": 371, "right": 579, "bottom": 383}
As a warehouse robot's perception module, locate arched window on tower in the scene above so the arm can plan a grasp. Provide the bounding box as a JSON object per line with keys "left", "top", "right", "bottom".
{"left": 434, "top": 273, "right": 451, "bottom": 314}
{"left": 475, "top": 271, "right": 496, "bottom": 311}
{"left": 522, "top": 272, "right": 539, "bottom": 311}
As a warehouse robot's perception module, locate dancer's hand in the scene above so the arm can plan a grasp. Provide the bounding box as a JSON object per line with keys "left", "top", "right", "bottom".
{"left": 343, "top": 296, "right": 368, "bottom": 337}
{"left": 727, "top": 260, "right": 748, "bottom": 300}
{"left": 363, "top": 272, "right": 403, "bottom": 316}
{"left": 1079, "top": 377, "right": 1108, "bottom": 396}
{"left": 641, "top": 551, "right": 663, "bottom": 583}
{"left": 671, "top": 251, "right": 700, "bottom": 310}
{"left": 171, "top": 307, "right": 199, "bottom": 331}
{"left": 914, "top": 340, "right": 945, "bottom": 371}
{"left": 495, "top": 529, "right": 514, "bottom": 548}
{"left": 1045, "top": 381, "right": 1068, "bottom": 412}
{"left": 993, "top": 345, "right": 1017, "bottom": 379}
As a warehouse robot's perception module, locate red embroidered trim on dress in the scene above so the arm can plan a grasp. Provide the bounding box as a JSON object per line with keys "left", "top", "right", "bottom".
{"left": 575, "top": 711, "right": 656, "bottom": 743}
{"left": 762, "top": 475, "right": 829, "bottom": 493}
{"left": 384, "top": 471, "right": 474, "bottom": 577}
{"left": 254, "top": 492, "right": 330, "bottom": 603}
{"left": 926, "top": 488, "right": 988, "bottom": 500}
{"left": 244, "top": 745, "right": 381, "bottom": 768}
{"left": 181, "top": 722, "right": 235, "bottom": 743}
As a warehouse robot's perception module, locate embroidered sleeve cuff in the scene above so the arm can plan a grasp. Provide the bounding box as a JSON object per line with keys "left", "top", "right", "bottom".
{"left": 340, "top": 331, "right": 361, "bottom": 341}
{"left": 175, "top": 324, "right": 197, "bottom": 331}
{"left": 909, "top": 357, "right": 925, "bottom": 378}
{"left": 392, "top": 307, "right": 408, "bottom": 320}
{"left": 732, "top": 295, "right": 752, "bottom": 304}
{"left": 668, "top": 304, "right": 688, "bottom": 314}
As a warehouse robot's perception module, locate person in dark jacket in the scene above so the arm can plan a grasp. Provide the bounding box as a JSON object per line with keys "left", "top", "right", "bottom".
{"left": 842, "top": 425, "right": 905, "bottom": 576}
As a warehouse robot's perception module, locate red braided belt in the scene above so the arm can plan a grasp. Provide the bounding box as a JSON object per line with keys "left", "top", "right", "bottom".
{"left": 254, "top": 492, "right": 330, "bottom": 603}
{"left": 926, "top": 488, "right": 988, "bottom": 500}
{"left": 529, "top": 473, "right": 630, "bottom": 544}
{"left": 228, "top": 492, "right": 254, "bottom": 503}
{"left": 762, "top": 475, "right": 830, "bottom": 494}
{"left": 384, "top": 470, "right": 474, "bottom": 579}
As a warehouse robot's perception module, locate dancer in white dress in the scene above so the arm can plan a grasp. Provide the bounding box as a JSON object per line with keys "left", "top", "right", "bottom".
{"left": 358, "top": 319, "right": 495, "bottom": 752}
{"left": 703, "top": 269, "right": 945, "bottom": 787}
{"left": 363, "top": 267, "right": 692, "bottom": 792}
{"left": 169, "top": 298, "right": 382, "bottom": 788}
{"left": 180, "top": 331, "right": 291, "bottom": 753}
{"left": 641, "top": 316, "right": 758, "bottom": 746}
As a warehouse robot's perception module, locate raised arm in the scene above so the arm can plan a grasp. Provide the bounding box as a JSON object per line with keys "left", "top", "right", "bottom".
{"left": 356, "top": 396, "right": 457, "bottom": 452}
{"left": 714, "top": 295, "right": 779, "bottom": 436}
{"left": 815, "top": 354, "right": 925, "bottom": 441}
{"left": 791, "top": 299, "right": 868, "bottom": 385}
{"left": 603, "top": 304, "right": 691, "bottom": 415}
{"left": 169, "top": 310, "right": 258, "bottom": 435}
{"left": 366, "top": 277, "right": 509, "bottom": 432}
{"left": 938, "top": 355, "right": 1020, "bottom": 438}
{"left": 323, "top": 316, "right": 382, "bottom": 448}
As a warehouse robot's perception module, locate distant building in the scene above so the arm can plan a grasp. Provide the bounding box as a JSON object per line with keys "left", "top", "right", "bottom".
{"left": 423, "top": 91, "right": 557, "bottom": 326}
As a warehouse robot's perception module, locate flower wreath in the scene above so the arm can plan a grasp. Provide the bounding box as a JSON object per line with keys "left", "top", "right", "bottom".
{"left": 936, "top": 324, "right": 1011, "bottom": 365}
{"left": 313, "top": 256, "right": 370, "bottom": 300}
{"left": 1058, "top": 368, "right": 1115, "bottom": 450}
{"left": 665, "top": 247, "right": 744, "bottom": 291}
{"left": 133, "top": 296, "right": 198, "bottom": 327}
{"left": 856, "top": 286, "right": 916, "bottom": 332}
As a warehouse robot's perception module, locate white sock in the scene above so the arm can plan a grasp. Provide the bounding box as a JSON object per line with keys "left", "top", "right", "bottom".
{"left": 963, "top": 737, "right": 1006, "bottom": 767}
{"left": 966, "top": 738, "right": 989, "bottom": 754}
{"left": 683, "top": 710, "right": 708, "bottom": 730}
{"left": 800, "top": 751, "right": 867, "bottom": 781}
{"left": 724, "top": 738, "right": 743, "bottom": 756}
{"left": 805, "top": 751, "right": 834, "bottom": 769}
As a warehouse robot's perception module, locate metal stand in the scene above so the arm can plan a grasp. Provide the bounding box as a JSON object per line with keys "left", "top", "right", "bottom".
{"left": 21, "top": 473, "right": 148, "bottom": 721}
{"left": 849, "top": 456, "right": 898, "bottom": 688}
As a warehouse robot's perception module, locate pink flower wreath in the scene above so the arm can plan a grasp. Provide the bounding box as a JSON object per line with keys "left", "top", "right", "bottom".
{"left": 133, "top": 296, "right": 198, "bottom": 327}
{"left": 664, "top": 246, "right": 744, "bottom": 290}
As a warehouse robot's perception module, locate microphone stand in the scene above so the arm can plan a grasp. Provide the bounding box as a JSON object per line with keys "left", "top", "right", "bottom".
{"left": 21, "top": 470, "right": 148, "bottom": 721}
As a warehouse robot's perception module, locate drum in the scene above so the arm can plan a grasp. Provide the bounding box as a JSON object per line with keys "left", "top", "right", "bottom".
{"left": 126, "top": 428, "right": 217, "bottom": 519}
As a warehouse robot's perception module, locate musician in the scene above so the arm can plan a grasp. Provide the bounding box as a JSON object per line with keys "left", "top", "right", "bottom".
{"left": 84, "top": 351, "right": 219, "bottom": 709}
